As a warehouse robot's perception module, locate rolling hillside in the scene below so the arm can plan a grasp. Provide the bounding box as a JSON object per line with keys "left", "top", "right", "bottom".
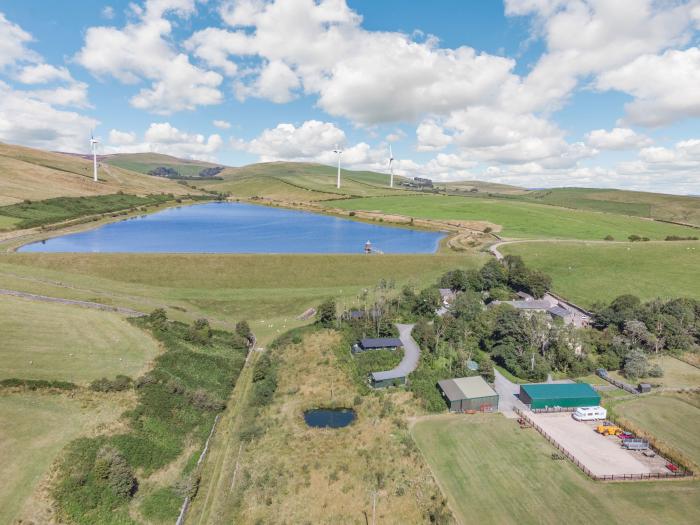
{"left": 103, "top": 152, "right": 221, "bottom": 178}
{"left": 0, "top": 143, "right": 196, "bottom": 206}
{"left": 198, "top": 161, "right": 414, "bottom": 200}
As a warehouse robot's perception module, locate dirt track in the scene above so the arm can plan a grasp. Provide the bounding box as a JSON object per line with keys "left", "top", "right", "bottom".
{"left": 0, "top": 288, "right": 145, "bottom": 316}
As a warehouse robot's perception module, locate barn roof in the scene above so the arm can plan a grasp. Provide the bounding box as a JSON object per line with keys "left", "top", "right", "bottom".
{"left": 359, "top": 337, "right": 403, "bottom": 349}
{"left": 520, "top": 383, "right": 598, "bottom": 400}
{"left": 438, "top": 376, "right": 498, "bottom": 401}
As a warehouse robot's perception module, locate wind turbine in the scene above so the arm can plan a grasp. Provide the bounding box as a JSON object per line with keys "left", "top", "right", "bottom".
{"left": 90, "top": 132, "right": 99, "bottom": 182}
{"left": 333, "top": 144, "right": 343, "bottom": 189}
{"left": 388, "top": 145, "right": 395, "bottom": 188}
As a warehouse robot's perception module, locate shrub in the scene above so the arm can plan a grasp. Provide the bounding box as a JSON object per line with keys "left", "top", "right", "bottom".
{"left": 604, "top": 235, "right": 614, "bottom": 241}
{"left": 89, "top": 375, "right": 133, "bottom": 393}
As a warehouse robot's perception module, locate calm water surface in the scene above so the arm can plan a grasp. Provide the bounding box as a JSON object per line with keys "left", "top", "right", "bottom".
{"left": 19, "top": 202, "right": 444, "bottom": 254}
{"left": 303, "top": 408, "right": 356, "bottom": 428}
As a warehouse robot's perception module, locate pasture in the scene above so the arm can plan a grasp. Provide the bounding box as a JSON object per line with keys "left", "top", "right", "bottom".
{"left": 0, "top": 252, "right": 483, "bottom": 344}
{"left": 499, "top": 241, "right": 700, "bottom": 306}
{"left": 412, "top": 415, "right": 700, "bottom": 525}
{"left": 0, "top": 295, "right": 159, "bottom": 384}
{"left": 615, "top": 393, "right": 700, "bottom": 470}
{"left": 608, "top": 356, "right": 700, "bottom": 390}
{"left": 0, "top": 392, "right": 128, "bottom": 525}
{"left": 331, "top": 194, "right": 700, "bottom": 240}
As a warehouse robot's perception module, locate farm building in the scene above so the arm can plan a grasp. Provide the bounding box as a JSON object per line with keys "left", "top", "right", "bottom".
{"left": 352, "top": 337, "right": 403, "bottom": 354}
{"left": 519, "top": 383, "right": 600, "bottom": 409}
{"left": 370, "top": 369, "right": 406, "bottom": 388}
{"left": 438, "top": 376, "right": 499, "bottom": 412}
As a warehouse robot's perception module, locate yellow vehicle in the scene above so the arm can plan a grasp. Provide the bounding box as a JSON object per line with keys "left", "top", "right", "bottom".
{"left": 595, "top": 424, "right": 622, "bottom": 436}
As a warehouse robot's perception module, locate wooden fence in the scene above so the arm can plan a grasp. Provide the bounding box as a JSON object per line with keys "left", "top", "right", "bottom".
{"left": 513, "top": 408, "right": 693, "bottom": 481}
{"left": 596, "top": 369, "right": 639, "bottom": 395}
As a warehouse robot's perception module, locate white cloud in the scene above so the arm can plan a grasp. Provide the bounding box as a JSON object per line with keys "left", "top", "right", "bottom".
{"left": 597, "top": 47, "right": 700, "bottom": 126}
{"left": 236, "top": 60, "right": 300, "bottom": 103}
{"left": 108, "top": 129, "right": 137, "bottom": 145}
{"left": 0, "top": 12, "right": 38, "bottom": 69}
{"left": 585, "top": 127, "right": 651, "bottom": 150}
{"left": 76, "top": 0, "right": 222, "bottom": 114}
{"left": 105, "top": 122, "right": 223, "bottom": 161}
{"left": 102, "top": 6, "right": 115, "bottom": 19}
{"left": 0, "top": 80, "right": 98, "bottom": 152}
{"left": 233, "top": 120, "right": 345, "bottom": 160}
{"left": 416, "top": 120, "right": 452, "bottom": 151}
{"left": 212, "top": 119, "right": 231, "bottom": 129}
{"left": 16, "top": 63, "right": 72, "bottom": 84}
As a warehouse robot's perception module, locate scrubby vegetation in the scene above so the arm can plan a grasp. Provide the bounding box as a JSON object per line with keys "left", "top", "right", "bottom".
{"left": 0, "top": 194, "right": 174, "bottom": 228}
{"left": 52, "top": 310, "right": 249, "bottom": 524}
{"left": 0, "top": 378, "right": 77, "bottom": 390}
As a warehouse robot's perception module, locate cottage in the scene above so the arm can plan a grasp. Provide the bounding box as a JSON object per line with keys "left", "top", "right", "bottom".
{"left": 352, "top": 337, "right": 403, "bottom": 354}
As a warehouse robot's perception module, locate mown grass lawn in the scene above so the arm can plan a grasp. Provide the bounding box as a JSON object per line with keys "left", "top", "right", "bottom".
{"left": 500, "top": 241, "right": 700, "bottom": 306}
{"left": 615, "top": 393, "right": 700, "bottom": 470}
{"left": 412, "top": 415, "right": 700, "bottom": 525}
{"left": 608, "top": 356, "right": 700, "bottom": 390}
{"left": 0, "top": 295, "right": 159, "bottom": 384}
{"left": 331, "top": 194, "right": 699, "bottom": 240}
{"left": 0, "top": 392, "right": 127, "bottom": 525}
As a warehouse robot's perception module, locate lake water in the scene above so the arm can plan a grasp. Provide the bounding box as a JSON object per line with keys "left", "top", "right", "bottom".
{"left": 303, "top": 408, "right": 356, "bottom": 428}
{"left": 18, "top": 202, "right": 444, "bottom": 254}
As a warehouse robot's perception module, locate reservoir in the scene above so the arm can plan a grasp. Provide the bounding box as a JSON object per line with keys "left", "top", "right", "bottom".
{"left": 19, "top": 202, "right": 444, "bottom": 254}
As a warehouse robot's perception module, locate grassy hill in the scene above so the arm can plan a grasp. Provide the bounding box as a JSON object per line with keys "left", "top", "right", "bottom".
{"left": 0, "top": 143, "right": 196, "bottom": 206}
{"left": 198, "top": 161, "right": 413, "bottom": 200}
{"left": 514, "top": 187, "right": 700, "bottom": 227}
{"left": 103, "top": 152, "right": 221, "bottom": 178}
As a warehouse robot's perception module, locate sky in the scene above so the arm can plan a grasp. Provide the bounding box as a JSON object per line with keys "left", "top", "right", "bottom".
{"left": 0, "top": 0, "right": 699, "bottom": 194}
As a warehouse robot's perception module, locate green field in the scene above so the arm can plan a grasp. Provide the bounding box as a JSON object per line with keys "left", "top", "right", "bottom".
{"left": 0, "top": 295, "right": 159, "bottom": 384}
{"left": 514, "top": 188, "right": 700, "bottom": 227}
{"left": 331, "top": 194, "right": 699, "bottom": 240}
{"left": 412, "top": 415, "right": 700, "bottom": 525}
{"left": 499, "top": 241, "right": 700, "bottom": 306}
{"left": 608, "top": 356, "right": 700, "bottom": 389}
{"left": 0, "top": 253, "right": 482, "bottom": 344}
{"left": 0, "top": 392, "right": 126, "bottom": 524}
{"left": 200, "top": 161, "right": 410, "bottom": 200}
{"left": 616, "top": 394, "right": 700, "bottom": 469}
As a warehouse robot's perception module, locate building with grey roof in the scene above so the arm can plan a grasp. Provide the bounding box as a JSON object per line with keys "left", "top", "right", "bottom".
{"left": 438, "top": 376, "right": 499, "bottom": 412}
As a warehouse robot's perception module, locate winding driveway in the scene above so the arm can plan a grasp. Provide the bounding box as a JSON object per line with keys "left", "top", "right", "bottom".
{"left": 370, "top": 323, "right": 421, "bottom": 383}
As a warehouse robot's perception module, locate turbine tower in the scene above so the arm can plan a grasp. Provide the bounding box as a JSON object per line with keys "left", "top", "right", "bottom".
{"left": 388, "top": 145, "right": 395, "bottom": 188}
{"left": 90, "top": 132, "right": 99, "bottom": 183}
{"left": 333, "top": 144, "right": 343, "bottom": 189}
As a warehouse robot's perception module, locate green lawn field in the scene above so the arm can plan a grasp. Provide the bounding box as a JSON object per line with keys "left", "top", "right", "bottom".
{"left": 608, "top": 356, "right": 700, "bottom": 390}
{"left": 0, "top": 392, "right": 125, "bottom": 524}
{"left": 0, "top": 295, "right": 159, "bottom": 383}
{"left": 616, "top": 394, "right": 700, "bottom": 470}
{"left": 500, "top": 241, "right": 700, "bottom": 306}
{"left": 412, "top": 415, "right": 700, "bottom": 525}
{"left": 331, "top": 194, "right": 699, "bottom": 240}
{"left": 0, "top": 252, "right": 483, "bottom": 344}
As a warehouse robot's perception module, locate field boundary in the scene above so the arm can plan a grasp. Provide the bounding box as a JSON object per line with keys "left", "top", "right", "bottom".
{"left": 0, "top": 288, "right": 145, "bottom": 316}
{"left": 514, "top": 408, "right": 693, "bottom": 481}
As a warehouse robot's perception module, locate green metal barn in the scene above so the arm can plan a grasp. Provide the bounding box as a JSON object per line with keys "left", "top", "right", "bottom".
{"left": 519, "top": 383, "right": 600, "bottom": 409}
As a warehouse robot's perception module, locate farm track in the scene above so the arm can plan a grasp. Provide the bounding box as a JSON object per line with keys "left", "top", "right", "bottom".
{"left": 187, "top": 348, "right": 260, "bottom": 525}
{"left": 0, "top": 288, "right": 145, "bottom": 316}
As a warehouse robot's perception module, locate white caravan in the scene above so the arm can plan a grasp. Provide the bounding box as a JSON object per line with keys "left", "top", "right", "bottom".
{"left": 572, "top": 406, "right": 607, "bottom": 421}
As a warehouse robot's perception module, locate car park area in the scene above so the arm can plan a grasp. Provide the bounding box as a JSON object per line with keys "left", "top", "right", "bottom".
{"left": 527, "top": 412, "right": 673, "bottom": 477}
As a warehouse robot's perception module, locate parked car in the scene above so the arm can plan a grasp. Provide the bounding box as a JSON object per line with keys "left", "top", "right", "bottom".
{"left": 572, "top": 406, "right": 607, "bottom": 421}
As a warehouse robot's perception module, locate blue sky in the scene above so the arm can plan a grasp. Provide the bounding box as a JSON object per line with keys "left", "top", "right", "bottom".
{"left": 0, "top": 0, "right": 699, "bottom": 194}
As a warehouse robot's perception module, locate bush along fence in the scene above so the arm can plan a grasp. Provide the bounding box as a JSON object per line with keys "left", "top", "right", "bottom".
{"left": 513, "top": 408, "right": 693, "bottom": 481}
{"left": 176, "top": 414, "right": 221, "bottom": 525}
{"left": 596, "top": 368, "right": 640, "bottom": 395}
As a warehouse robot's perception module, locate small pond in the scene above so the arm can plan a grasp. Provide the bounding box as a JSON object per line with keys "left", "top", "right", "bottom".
{"left": 18, "top": 201, "right": 444, "bottom": 254}
{"left": 303, "top": 408, "right": 356, "bottom": 428}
